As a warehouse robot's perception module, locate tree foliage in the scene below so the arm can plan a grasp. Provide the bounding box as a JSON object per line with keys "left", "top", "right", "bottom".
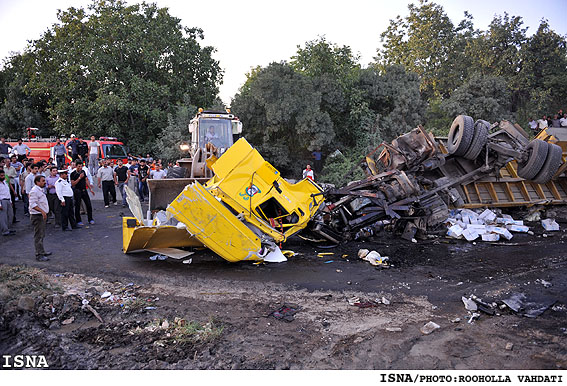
{"left": 0, "top": 0, "right": 221, "bottom": 153}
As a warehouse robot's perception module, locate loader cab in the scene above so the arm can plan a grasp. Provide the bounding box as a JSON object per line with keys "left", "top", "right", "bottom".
{"left": 189, "top": 110, "right": 243, "bottom": 154}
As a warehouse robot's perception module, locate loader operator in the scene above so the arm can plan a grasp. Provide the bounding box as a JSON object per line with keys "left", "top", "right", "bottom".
{"left": 205, "top": 126, "right": 219, "bottom": 143}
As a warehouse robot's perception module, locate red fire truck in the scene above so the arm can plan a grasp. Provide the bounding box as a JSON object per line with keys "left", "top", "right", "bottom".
{"left": 7, "top": 130, "right": 128, "bottom": 165}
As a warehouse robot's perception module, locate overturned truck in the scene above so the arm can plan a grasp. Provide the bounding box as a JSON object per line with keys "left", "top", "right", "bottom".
{"left": 309, "top": 115, "right": 564, "bottom": 243}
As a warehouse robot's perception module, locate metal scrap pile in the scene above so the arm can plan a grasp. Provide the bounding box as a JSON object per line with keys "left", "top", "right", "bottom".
{"left": 308, "top": 115, "right": 565, "bottom": 243}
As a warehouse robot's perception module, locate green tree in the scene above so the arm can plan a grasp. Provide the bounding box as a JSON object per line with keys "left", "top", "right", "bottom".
{"left": 13, "top": 0, "right": 221, "bottom": 153}
{"left": 154, "top": 101, "right": 198, "bottom": 162}
{"left": 376, "top": 0, "right": 474, "bottom": 99}
{"left": 441, "top": 73, "right": 512, "bottom": 122}
{"left": 517, "top": 20, "right": 567, "bottom": 118}
{"left": 232, "top": 62, "right": 334, "bottom": 177}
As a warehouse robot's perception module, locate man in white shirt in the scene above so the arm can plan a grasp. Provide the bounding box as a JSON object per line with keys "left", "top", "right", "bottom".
{"left": 13, "top": 139, "right": 31, "bottom": 161}
{"left": 150, "top": 164, "right": 167, "bottom": 180}
{"left": 29, "top": 174, "right": 51, "bottom": 261}
{"left": 24, "top": 163, "right": 40, "bottom": 197}
{"left": 97, "top": 159, "right": 117, "bottom": 207}
{"left": 0, "top": 169, "right": 15, "bottom": 236}
{"left": 528, "top": 118, "right": 538, "bottom": 134}
{"left": 88, "top": 136, "right": 100, "bottom": 177}
{"left": 560, "top": 116, "right": 567, "bottom": 128}
{"left": 537, "top": 116, "right": 549, "bottom": 130}
{"left": 55, "top": 169, "right": 78, "bottom": 231}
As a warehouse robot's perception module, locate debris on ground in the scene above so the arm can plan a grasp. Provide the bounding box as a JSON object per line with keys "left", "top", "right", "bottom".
{"left": 358, "top": 249, "right": 389, "bottom": 267}
{"left": 420, "top": 321, "right": 440, "bottom": 335}
{"left": 445, "top": 209, "right": 531, "bottom": 242}
{"left": 269, "top": 304, "right": 300, "bottom": 322}
{"left": 541, "top": 218, "right": 560, "bottom": 231}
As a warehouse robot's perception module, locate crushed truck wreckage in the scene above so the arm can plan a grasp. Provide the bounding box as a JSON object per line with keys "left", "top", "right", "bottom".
{"left": 308, "top": 115, "right": 565, "bottom": 243}
{"left": 122, "top": 114, "right": 565, "bottom": 262}
{"left": 123, "top": 138, "right": 325, "bottom": 262}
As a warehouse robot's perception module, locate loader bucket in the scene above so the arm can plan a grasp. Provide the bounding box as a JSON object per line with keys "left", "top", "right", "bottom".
{"left": 148, "top": 178, "right": 208, "bottom": 211}
{"left": 166, "top": 182, "right": 264, "bottom": 263}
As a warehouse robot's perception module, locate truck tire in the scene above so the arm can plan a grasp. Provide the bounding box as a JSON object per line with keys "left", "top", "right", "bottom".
{"left": 447, "top": 115, "right": 475, "bottom": 156}
{"left": 517, "top": 139, "right": 548, "bottom": 181}
{"left": 167, "top": 166, "right": 187, "bottom": 179}
{"left": 532, "top": 142, "right": 563, "bottom": 184}
{"left": 463, "top": 120, "right": 490, "bottom": 160}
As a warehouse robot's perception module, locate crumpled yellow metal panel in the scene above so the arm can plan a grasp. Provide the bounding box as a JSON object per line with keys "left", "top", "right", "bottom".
{"left": 166, "top": 182, "right": 264, "bottom": 262}
{"left": 122, "top": 217, "right": 202, "bottom": 253}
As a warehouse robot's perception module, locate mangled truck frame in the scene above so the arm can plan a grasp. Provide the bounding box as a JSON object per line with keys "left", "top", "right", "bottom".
{"left": 309, "top": 115, "right": 564, "bottom": 243}
{"left": 123, "top": 114, "right": 565, "bottom": 262}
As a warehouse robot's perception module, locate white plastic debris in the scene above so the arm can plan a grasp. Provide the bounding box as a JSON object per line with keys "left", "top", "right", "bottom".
{"left": 462, "top": 296, "right": 478, "bottom": 311}
{"left": 420, "top": 321, "right": 441, "bottom": 335}
{"left": 541, "top": 218, "right": 560, "bottom": 231}
{"left": 358, "top": 249, "right": 370, "bottom": 259}
{"left": 101, "top": 291, "right": 112, "bottom": 298}
{"left": 363, "top": 251, "right": 388, "bottom": 266}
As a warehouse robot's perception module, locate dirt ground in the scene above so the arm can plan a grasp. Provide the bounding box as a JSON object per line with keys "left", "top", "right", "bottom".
{"left": 0, "top": 197, "right": 566, "bottom": 370}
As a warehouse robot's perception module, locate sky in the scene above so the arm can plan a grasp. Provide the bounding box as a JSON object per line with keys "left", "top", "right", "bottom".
{"left": 1, "top": 0, "right": 566, "bottom": 105}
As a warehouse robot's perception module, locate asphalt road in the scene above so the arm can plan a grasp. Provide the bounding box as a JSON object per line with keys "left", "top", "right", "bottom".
{"left": 1, "top": 187, "right": 566, "bottom": 314}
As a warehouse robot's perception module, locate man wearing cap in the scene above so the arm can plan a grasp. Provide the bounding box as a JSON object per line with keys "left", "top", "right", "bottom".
{"left": 55, "top": 169, "right": 78, "bottom": 231}
{"left": 68, "top": 135, "right": 80, "bottom": 161}
{"left": 29, "top": 174, "right": 51, "bottom": 261}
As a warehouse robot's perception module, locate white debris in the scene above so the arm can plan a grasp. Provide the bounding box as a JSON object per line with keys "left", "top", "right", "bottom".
{"left": 363, "top": 251, "right": 388, "bottom": 266}
{"left": 507, "top": 224, "right": 529, "bottom": 233}
{"left": 478, "top": 209, "right": 497, "bottom": 223}
{"left": 541, "top": 218, "right": 560, "bottom": 231}
{"left": 481, "top": 233, "right": 500, "bottom": 242}
{"left": 462, "top": 228, "right": 479, "bottom": 241}
{"left": 101, "top": 291, "right": 112, "bottom": 298}
{"left": 420, "top": 321, "right": 441, "bottom": 335}
{"left": 357, "top": 249, "right": 370, "bottom": 259}
{"left": 462, "top": 296, "right": 478, "bottom": 311}
{"left": 447, "top": 224, "right": 464, "bottom": 238}
{"left": 491, "top": 227, "right": 513, "bottom": 240}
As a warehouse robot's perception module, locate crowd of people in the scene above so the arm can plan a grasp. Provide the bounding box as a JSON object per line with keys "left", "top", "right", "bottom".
{"left": 528, "top": 109, "right": 567, "bottom": 134}
{"left": 0, "top": 142, "right": 172, "bottom": 262}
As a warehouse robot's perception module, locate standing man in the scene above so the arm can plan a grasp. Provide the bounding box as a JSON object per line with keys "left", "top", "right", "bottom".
{"left": 150, "top": 163, "right": 166, "bottom": 180}
{"left": 114, "top": 159, "right": 129, "bottom": 207}
{"left": 29, "top": 175, "right": 52, "bottom": 261}
{"left": 88, "top": 135, "right": 100, "bottom": 176}
{"left": 97, "top": 159, "right": 117, "bottom": 207}
{"left": 0, "top": 137, "right": 12, "bottom": 159}
{"left": 70, "top": 161, "right": 94, "bottom": 225}
{"left": 137, "top": 159, "right": 150, "bottom": 202}
{"left": 127, "top": 158, "right": 139, "bottom": 196}
{"left": 312, "top": 150, "right": 322, "bottom": 173}
{"left": 53, "top": 139, "right": 67, "bottom": 169}
{"left": 24, "top": 163, "right": 40, "bottom": 201}
{"left": 0, "top": 169, "right": 15, "bottom": 236}
{"left": 13, "top": 139, "right": 30, "bottom": 161}
{"left": 10, "top": 155, "right": 23, "bottom": 199}
{"left": 77, "top": 138, "right": 89, "bottom": 164}
{"left": 3, "top": 157, "right": 18, "bottom": 222}
{"left": 302, "top": 164, "right": 314, "bottom": 181}
{"left": 68, "top": 135, "right": 80, "bottom": 161}
{"left": 46, "top": 166, "right": 61, "bottom": 227}
{"left": 55, "top": 169, "right": 78, "bottom": 231}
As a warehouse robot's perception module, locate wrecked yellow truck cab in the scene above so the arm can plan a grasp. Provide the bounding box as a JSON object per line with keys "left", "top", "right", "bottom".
{"left": 166, "top": 138, "right": 325, "bottom": 262}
